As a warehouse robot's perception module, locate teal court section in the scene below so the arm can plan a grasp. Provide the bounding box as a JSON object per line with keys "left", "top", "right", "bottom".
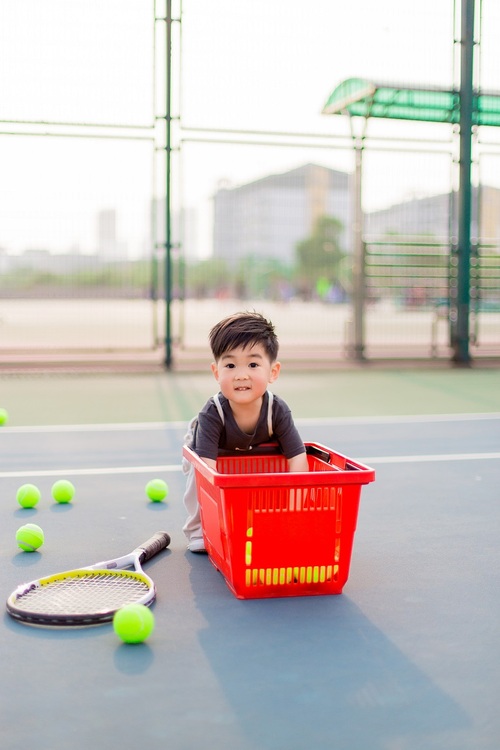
{"left": 1, "top": 367, "right": 499, "bottom": 426}
{"left": 0, "top": 368, "right": 499, "bottom": 749}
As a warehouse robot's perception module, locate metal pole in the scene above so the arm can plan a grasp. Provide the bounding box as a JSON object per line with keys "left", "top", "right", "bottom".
{"left": 452, "top": 0, "right": 475, "bottom": 364}
{"left": 351, "top": 138, "right": 366, "bottom": 361}
{"left": 151, "top": 1, "right": 159, "bottom": 349}
{"left": 164, "top": 0, "right": 173, "bottom": 368}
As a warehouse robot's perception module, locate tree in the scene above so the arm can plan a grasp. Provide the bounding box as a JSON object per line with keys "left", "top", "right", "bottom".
{"left": 295, "top": 215, "right": 346, "bottom": 297}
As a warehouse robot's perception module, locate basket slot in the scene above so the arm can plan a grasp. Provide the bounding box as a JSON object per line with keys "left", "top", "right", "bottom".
{"left": 245, "top": 564, "right": 340, "bottom": 589}
{"left": 248, "top": 486, "right": 339, "bottom": 513}
{"left": 217, "top": 455, "right": 289, "bottom": 474}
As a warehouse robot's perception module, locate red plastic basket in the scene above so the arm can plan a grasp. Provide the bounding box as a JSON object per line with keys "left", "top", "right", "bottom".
{"left": 183, "top": 442, "right": 375, "bottom": 599}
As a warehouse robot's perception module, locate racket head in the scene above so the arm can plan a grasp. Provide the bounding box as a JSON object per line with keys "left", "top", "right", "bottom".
{"left": 6, "top": 567, "right": 156, "bottom": 626}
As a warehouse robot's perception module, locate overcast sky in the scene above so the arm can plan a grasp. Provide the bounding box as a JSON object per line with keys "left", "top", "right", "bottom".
{"left": 1, "top": 0, "right": 499, "bottom": 257}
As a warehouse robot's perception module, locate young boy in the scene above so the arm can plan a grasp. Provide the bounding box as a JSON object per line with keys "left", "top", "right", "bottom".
{"left": 182, "top": 311, "right": 309, "bottom": 552}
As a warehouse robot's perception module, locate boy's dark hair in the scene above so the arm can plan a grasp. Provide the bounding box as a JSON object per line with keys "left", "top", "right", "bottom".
{"left": 209, "top": 311, "right": 279, "bottom": 362}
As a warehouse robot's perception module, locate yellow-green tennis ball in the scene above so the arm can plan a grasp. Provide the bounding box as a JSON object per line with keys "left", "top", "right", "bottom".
{"left": 16, "top": 523, "right": 44, "bottom": 552}
{"left": 113, "top": 604, "right": 155, "bottom": 644}
{"left": 145, "top": 479, "right": 168, "bottom": 502}
{"left": 0, "top": 408, "right": 8, "bottom": 426}
{"left": 51, "top": 479, "right": 75, "bottom": 504}
{"left": 16, "top": 483, "right": 41, "bottom": 509}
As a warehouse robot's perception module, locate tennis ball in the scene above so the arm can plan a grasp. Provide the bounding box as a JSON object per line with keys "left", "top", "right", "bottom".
{"left": 0, "top": 408, "right": 8, "bottom": 426}
{"left": 145, "top": 479, "right": 168, "bottom": 502}
{"left": 113, "top": 603, "right": 155, "bottom": 644}
{"left": 51, "top": 479, "right": 75, "bottom": 504}
{"left": 16, "top": 483, "right": 41, "bottom": 509}
{"left": 16, "top": 523, "right": 44, "bottom": 552}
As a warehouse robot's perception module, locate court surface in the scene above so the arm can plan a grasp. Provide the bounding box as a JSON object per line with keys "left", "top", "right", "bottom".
{"left": 1, "top": 369, "right": 499, "bottom": 750}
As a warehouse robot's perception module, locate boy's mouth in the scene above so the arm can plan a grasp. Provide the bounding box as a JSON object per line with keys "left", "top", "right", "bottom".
{"left": 234, "top": 386, "right": 251, "bottom": 391}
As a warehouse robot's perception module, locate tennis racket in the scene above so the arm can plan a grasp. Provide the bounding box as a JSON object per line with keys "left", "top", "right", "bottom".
{"left": 6, "top": 530, "right": 171, "bottom": 627}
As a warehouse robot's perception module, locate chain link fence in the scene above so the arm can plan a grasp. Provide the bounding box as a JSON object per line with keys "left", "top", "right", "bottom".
{"left": 0, "top": 0, "right": 499, "bottom": 366}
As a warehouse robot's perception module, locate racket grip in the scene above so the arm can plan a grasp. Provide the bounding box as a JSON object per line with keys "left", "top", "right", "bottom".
{"left": 138, "top": 531, "right": 171, "bottom": 563}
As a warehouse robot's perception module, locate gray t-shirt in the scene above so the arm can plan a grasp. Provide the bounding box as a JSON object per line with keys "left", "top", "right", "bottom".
{"left": 191, "top": 391, "right": 305, "bottom": 461}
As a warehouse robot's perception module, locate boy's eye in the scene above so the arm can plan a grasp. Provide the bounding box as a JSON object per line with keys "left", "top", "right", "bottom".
{"left": 249, "top": 362, "right": 259, "bottom": 368}
{"left": 225, "top": 363, "right": 235, "bottom": 369}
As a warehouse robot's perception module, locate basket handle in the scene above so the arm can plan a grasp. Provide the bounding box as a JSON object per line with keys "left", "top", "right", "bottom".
{"left": 306, "top": 444, "right": 333, "bottom": 463}
{"left": 306, "top": 444, "right": 361, "bottom": 471}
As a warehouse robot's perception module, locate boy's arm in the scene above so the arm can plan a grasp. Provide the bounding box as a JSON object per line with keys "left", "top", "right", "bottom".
{"left": 287, "top": 452, "right": 309, "bottom": 472}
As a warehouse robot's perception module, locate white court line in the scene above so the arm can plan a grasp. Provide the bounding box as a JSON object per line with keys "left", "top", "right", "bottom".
{"left": 0, "top": 422, "right": 184, "bottom": 433}
{"left": 296, "top": 412, "right": 500, "bottom": 426}
{"left": 1, "top": 412, "right": 500, "bottom": 434}
{"left": 361, "top": 452, "right": 500, "bottom": 465}
{"left": 0, "top": 452, "right": 499, "bottom": 479}
{"left": 0, "top": 464, "right": 184, "bottom": 479}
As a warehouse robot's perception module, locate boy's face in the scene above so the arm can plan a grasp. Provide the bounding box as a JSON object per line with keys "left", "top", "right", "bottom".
{"left": 211, "top": 343, "right": 280, "bottom": 405}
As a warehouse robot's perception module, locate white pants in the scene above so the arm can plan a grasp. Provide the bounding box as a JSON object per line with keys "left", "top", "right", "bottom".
{"left": 182, "top": 461, "right": 202, "bottom": 542}
{"left": 182, "top": 417, "right": 203, "bottom": 543}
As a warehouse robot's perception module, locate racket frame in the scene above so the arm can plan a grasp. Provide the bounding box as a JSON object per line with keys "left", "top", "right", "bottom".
{"left": 6, "top": 531, "right": 170, "bottom": 627}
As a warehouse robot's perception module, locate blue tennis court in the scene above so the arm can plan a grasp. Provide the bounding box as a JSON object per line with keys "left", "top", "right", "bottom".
{"left": 1, "top": 376, "right": 499, "bottom": 750}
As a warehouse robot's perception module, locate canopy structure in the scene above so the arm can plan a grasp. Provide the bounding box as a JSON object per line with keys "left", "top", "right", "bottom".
{"left": 322, "top": 77, "right": 500, "bottom": 127}
{"left": 322, "top": 75, "right": 500, "bottom": 364}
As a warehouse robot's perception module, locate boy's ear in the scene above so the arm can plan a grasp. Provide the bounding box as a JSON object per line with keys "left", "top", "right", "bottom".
{"left": 211, "top": 362, "right": 219, "bottom": 381}
{"left": 269, "top": 360, "right": 281, "bottom": 383}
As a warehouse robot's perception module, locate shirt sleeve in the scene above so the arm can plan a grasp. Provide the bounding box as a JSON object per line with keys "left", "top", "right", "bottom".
{"left": 192, "top": 400, "right": 225, "bottom": 461}
{"left": 271, "top": 396, "right": 306, "bottom": 460}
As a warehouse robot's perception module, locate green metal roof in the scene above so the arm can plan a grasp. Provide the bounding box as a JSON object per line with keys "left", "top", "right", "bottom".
{"left": 322, "top": 78, "right": 500, "bottom": 127}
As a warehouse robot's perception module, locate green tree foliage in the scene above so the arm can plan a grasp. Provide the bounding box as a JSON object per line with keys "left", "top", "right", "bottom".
{"left": 183, "top": 258, "right": 230, "bottom": 298}
{"left": 295, "top": 216, "right": 346, "bottom": 291}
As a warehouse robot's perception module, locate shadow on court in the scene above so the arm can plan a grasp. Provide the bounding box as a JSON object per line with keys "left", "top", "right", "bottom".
{"left": 189, "top": 556, "right": 469, "bottom": 750}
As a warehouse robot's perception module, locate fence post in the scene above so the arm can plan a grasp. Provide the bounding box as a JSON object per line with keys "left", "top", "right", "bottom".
{"left": 163, "top": 0, "right": 173, "bottom": 369}
{"left": 351, "top": 140, "right": 366, "bottom": 361}
{"left": 451, "top": 0, "right": 475, "bottom": 364}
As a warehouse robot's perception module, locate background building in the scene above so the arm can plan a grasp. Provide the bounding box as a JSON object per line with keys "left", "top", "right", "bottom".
{"left": 365, "top": 185, "right": 500, "bottom": 245}
{"left": 213, "top": 163, "right": 352, "bottom": 266}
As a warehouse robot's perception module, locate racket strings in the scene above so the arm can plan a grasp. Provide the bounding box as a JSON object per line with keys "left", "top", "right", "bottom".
{"left": 14, "top": 572, "right": 151, "bottom": 616}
